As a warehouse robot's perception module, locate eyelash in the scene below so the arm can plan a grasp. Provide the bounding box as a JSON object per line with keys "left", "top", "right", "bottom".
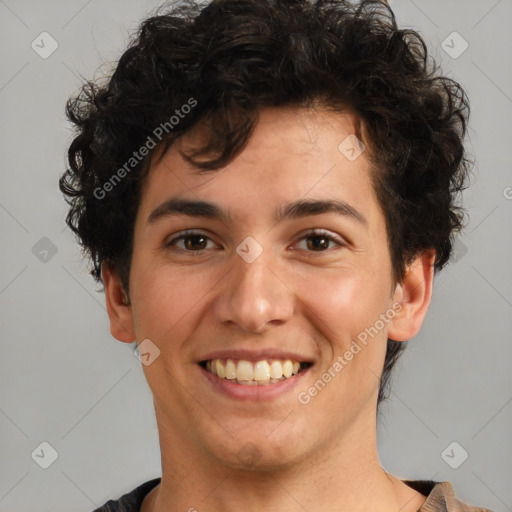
{"left": 164, "top": 229, "right": 346, "bottom": 255}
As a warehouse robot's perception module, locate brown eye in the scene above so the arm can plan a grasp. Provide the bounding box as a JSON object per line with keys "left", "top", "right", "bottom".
{"left": 305, "top": 234, "right": 331, "bottom": 251}
{"left": 181, "top": 234, "right": 208, "bottom": 251}
{"left": 295, "top": 229, "right": 345, "bottom": 254}
{"left": 165, "top": 231, "right": 216, "bottom": 253}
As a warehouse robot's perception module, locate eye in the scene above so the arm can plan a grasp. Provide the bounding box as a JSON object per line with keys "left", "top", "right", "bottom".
{"left": 164, "top": 230, "right": 218, "bottom": 253}
{"left": 293, "top": 229, "right": 346, "bottom": 254}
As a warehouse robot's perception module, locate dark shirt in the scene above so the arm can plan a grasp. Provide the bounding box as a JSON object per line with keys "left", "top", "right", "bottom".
{"left": 91, "top": 477, "right": 494, "bottom": 512}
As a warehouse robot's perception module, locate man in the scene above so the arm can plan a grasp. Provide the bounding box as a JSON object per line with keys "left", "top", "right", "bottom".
{"left": 60, "top": 0, "right": 492, "bottom": 510}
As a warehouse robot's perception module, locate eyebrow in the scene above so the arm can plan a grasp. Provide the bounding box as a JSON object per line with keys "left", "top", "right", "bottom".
{"left": 147, "top": 197, "right": 368, "bottom": 227}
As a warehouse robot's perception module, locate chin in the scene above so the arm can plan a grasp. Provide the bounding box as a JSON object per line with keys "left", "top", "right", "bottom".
{"left": 206, "top": 427, "right": 310, "bottom": 472}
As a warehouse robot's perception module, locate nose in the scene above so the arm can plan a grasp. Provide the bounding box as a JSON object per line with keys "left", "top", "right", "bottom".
{"left": 212, "top": 247, "right": 295, "bottom": 333}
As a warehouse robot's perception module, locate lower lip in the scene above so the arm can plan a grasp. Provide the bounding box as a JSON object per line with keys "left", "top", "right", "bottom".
{"left": 198, "top": 364, "right": 311, "bottom": 401}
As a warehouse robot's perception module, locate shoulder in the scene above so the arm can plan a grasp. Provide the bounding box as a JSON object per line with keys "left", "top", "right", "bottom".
{"left": 90, "top": 477, "right": 161, "bottom": 512}
{"left": 403, "top": 479, "right": 495, "bottom": 512}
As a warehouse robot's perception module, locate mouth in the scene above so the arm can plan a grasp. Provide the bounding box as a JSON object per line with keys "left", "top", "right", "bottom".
{"left": 199, "top": 358, "right": 313, "bottom": 386}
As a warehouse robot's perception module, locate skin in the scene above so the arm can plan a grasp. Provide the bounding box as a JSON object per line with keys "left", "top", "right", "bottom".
{"left": 103, "top": 106, "right": 435, "bottom": 512}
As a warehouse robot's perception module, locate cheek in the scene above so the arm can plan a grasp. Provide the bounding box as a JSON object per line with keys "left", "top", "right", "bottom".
{"left": 297, "top": 272, "right": 390, "bottom": 412}
{"left": 296, "top": 267, "right": 389, "bottom": 340}
{"left": 295, "top": 263, "right": 391, "bottom": 395}
{"left": 130, "top": 263, "right": 205, "bottom": 343}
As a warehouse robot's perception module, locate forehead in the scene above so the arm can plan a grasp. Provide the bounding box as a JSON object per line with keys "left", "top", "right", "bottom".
{"left": 137, "top": 106, "right": 380, "bottom": 228}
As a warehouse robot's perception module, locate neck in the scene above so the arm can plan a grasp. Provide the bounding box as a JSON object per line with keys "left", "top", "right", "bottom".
{"left": 142, "top": 401, "right": 425, "bottom": 512}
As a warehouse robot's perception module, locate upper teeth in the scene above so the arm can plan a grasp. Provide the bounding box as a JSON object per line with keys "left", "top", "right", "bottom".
{"left": 206, "top": 358, "right": 302, "bottom": 384}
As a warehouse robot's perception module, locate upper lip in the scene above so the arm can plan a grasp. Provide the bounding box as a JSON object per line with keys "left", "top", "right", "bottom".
{"left": 197, "top": 349, "right": 315, "bottom": 364}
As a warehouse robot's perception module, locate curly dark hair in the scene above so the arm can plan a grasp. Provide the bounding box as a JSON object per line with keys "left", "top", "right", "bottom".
{"left": 59, "top": 0, "right": 472, "bottom": 405}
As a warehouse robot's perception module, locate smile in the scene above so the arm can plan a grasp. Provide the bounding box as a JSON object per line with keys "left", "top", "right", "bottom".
{"left": 200, "top": 358, "right": 313, "bottom": 385}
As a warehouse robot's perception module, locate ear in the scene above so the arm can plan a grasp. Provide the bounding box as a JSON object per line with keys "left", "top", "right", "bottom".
{"left": 101, "top": 261, "right": 136, "bottom": 343}
{"left": 387, "top": 249, "right": 436, "bottom": 342}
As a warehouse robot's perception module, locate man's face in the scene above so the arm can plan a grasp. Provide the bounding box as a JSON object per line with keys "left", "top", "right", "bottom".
{"left": 120, "top": 107, "right": 405, "bottom": 469}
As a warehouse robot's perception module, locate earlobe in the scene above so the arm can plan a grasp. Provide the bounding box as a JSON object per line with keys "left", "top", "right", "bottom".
{"left": 387, "top": 249, "right": 436, "bottom": 342}
{"left": 101, "top": 261, "right": 136, "bottom": 343}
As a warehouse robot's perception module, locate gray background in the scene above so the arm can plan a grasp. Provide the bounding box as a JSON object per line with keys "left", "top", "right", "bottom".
{"left": 0, "top": 0, "right": 511, "bottom": 511}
